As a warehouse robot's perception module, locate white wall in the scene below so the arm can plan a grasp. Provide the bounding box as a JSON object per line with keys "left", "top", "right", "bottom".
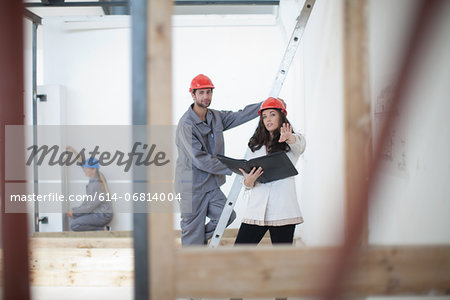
{"left": 42, "top": 16, "right": 131, "bottom": 126}
{"left": 172, "top": 11, "right": 302, "bottom": 231}
{"left": 294, "top": 0, "right": 345, "bottom": 246}
{"left": 28, "top": 1, "right": 347, "bottom": 245}
{"left": 171, "top": 1, "right": 347, "bottom": 248}
{"left": 37, "top": 16, "right": 133, "bottom": 231}
{"left": 33, "top": 10, "right": 304, "bottom": 232}
{"left": 368, "top": 0, "right": 450, "bottom": 245}
{"left": 30, "top": 0, "right": 450, "bottom": 249}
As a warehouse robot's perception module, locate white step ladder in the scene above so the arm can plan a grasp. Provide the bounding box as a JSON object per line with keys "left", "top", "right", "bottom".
{"left": 209, "top": 0, "right": 316, "bottom": 249}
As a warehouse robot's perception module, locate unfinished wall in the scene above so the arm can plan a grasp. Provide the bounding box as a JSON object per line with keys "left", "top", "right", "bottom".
{"left": 368, "top": 0, "right": 450, "bottom": 245}
{"left": 28, "top": 0, "right": 450, "bottom": 249}
{"left": 29, "top": 2, "right": 346, "bottom": 246}
{"left": 32, "top": 11, "right": 299, "bottom": 233}
{"left": 36, "top": 16, "right": 133, "bottom": 231}
{"left": 172, "top": 11, "right": 300, "bottom": 231}
{"left": 293, "top": 0, "right": 346, "bottom": 246}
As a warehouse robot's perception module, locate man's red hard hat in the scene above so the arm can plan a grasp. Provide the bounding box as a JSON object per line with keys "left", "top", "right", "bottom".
{"left": 189, "top": 74, "right": 215, "bottom": 92}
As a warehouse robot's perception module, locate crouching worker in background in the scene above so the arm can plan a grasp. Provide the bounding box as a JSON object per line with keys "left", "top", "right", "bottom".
{"left": 66, "top": 146, "right": 113, "bottom": 231}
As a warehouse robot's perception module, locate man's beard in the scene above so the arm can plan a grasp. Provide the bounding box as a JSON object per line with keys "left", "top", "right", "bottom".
{"left": 196, "top": 100, "right": 210, "bottom": 108}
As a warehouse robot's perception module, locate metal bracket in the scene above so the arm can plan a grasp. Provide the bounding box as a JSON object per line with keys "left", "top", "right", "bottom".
{"left": 36, "top": 94, "right": 47, "bottom": 102}
{"left": 38, "top": 216, "right": 48, "bottom": 224}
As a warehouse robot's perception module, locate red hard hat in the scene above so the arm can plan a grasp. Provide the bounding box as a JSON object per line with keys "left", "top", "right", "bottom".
{"left": 258, "top": 97, "right": 287, "bottom": 116}
{"left": 189, "top": 74, "right": 215, "bottom": 92}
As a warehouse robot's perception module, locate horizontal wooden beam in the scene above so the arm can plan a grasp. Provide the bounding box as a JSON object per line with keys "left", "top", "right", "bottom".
{"left": 30, "top": 237, "right": 133, "bottom": 249}
{"left": 10, "top": 244, "right": 449, "bottom": 297}
{"left": 32, "top": 231, "right": 133, "bottom": 238}
{"left": 29, "top": 232, "right": 272, "bottom": 248}
{"left": 32, "top": 228, "right": 245, "bottom": 239}
{"left": 30, "top": 229, "right": 273, "bottom": 250}
{"left": 28, "top": 248, "right": 134, "bottom": 286}
{"left": 175, "top": 246, "right": 450, "bottom": 298}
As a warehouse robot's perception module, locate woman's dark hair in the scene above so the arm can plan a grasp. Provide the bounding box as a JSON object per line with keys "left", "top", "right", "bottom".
{"left": 248, "top": 109, "right": 292, "bottom": 154}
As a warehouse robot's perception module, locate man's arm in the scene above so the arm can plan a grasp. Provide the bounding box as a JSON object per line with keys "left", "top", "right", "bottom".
{"left": 177, "top": 125, "right": 232, "bottom": 176}
{"left": 220, "top": 101, "right": 263, "bottom": 131}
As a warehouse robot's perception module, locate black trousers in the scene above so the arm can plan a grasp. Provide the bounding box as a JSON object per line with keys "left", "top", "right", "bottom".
{"left": 235, "top": 223, "right": 296, "bottom": 245}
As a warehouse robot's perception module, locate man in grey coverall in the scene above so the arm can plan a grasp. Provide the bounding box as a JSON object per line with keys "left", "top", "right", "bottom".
{"left": 175, "top": 74, "right": 262, "bottom": 246}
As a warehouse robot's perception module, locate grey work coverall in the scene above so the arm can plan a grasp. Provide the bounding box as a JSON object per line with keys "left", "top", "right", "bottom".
{"left": 175, "top": 102, "right": 261, "bottom": 245}
{"left": 70, "top": 176, "right": 113, "bottom": 231}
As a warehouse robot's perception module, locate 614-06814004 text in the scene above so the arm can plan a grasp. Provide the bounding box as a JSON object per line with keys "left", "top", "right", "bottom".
{"left": 99, "top": 192, "right": 181, "bottom": 202}
{"left": 9, "top": 192, "right": 181, "bottom": 203}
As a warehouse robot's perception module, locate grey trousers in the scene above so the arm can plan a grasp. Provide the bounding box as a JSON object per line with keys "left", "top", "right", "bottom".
{"left": 70, "top": 213, "right": 113, "bottom": 231}
{"left": 180, "top": 188, "right": 236, "bottom": 246}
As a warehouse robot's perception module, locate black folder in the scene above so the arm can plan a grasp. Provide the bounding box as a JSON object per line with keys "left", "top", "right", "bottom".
{"left": 217, "top": 151, "right": 298, "bottom": 183}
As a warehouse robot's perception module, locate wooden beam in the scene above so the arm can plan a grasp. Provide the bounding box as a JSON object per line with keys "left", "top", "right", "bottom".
{"left": 33, "top": 228, "right": 265, "bottom": 239}
{"left": 0, "top": 1, "right": 31, "bottom": 300}
{"left": 343, "top": 0, "right": 371, "bottom": 246}
{"left": 146, "top": 0, "right": 175, "bottom": 299}
{"left": 32, "top": 231, "right": 133, "bottom": 238}
{"left": 9, "top": 245, "right": 448, "bottom": 295}
{"left": 30, "top": 237, "right": 133, "bottom": 249}
{"left": 29, "top": 235, "right": 272, "bottom": 249}
{"left": 28, "top": 248, "right": 134, "bottom": 286}
{"left": 175, "top": 246, "right": 450, "bottom": 298}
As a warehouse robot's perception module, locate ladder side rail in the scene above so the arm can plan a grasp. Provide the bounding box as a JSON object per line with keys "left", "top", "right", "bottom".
{"left": 269, "top": 0, "right": 316, "bottom": 97}
{"left": 209, "top": 175, "right": 243, "bottom": 248}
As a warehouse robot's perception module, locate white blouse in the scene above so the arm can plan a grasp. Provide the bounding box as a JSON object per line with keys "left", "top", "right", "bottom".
{"left": 241, "top": 133, "right": 306, "bottom": 226}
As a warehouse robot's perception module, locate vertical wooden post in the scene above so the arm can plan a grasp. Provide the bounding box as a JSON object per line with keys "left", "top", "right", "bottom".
{"left": 0, "top": 1, "right": 31, "bottom": 300}
{"left": 147, "top": 0, "right": 175, "bottom": 299}
{"left": 343, "top": 0, "right": 371, "bottom": 246}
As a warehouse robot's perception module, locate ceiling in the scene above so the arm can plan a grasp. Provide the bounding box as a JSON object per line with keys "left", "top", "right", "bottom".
{"left": 24, "top": 0, "right": 280, "bottom": 18}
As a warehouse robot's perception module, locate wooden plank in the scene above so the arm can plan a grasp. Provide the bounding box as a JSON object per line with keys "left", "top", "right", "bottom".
{"left": 28, "top": 248, "right": 134, "bottom": 286}
{"left": 146, "top": 0, "right": 175, "bottom": 299}
{"left": 343, "top": 0, "right": 371, "bottom": 245}
{"left": 30, "top": 237, "right": 133, "bottom": 249}
{"left": 29, "top": 235, "right": 272, "bottom": 249}
{"left": 32, "top": 228, "right": 259, "bottom": 239}
{"left": 175, "top": 246, "right": 450, "bottom": 298}
{"left": 345, "top": 246, "right": 450, "bottom": 295}
{"left": 32, "top": 230, "right": 133, "bottom": 238}
{"left": 1, "top": 246, "right": 446, "bottom": 293}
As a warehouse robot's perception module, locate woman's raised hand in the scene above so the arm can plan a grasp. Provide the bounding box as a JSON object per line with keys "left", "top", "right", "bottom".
{"left": 279, "top": 123, "right": 294, "bottom": 143}
{"left": 239, "top": 167, "right": 263, "bottom": 188}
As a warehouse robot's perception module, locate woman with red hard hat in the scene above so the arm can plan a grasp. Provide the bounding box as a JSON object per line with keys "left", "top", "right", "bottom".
{"left": 234, "top": 96, "right": 306, "bottom": 246}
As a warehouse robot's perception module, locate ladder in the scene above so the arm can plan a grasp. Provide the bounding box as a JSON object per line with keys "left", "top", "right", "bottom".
{"left": 209, "top": 0, "right": 316, "bottom": 248}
